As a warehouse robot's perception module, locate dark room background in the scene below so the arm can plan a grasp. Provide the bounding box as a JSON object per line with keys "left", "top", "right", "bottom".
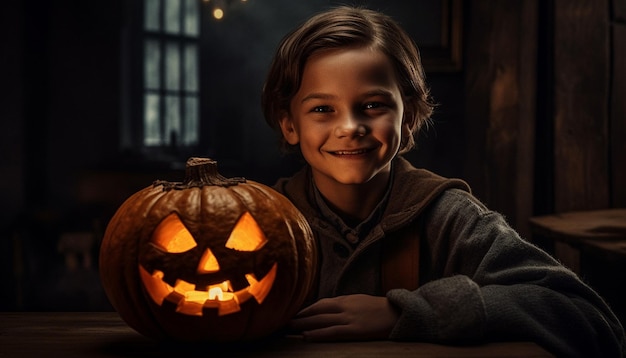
{"left": 1, "top": 0, "right": 624, "bottom": 320}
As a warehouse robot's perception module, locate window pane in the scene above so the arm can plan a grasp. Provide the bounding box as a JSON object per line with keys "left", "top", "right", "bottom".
{"left": 141, "top": 0, "right": 200, "bottom": 151}
{"left": 165, "top": 95, "right": 181, "bottom": 145}
{"left": 165, "top": 42, "right": 180, "bottom": 90}
{"left": 184, "top": 44, "right": 198, "bottom": 91}
{"left": 144, "top": 0, "right": 161, "bottom": 31}
{"left": 184, "top": 96, "right": 198, "bottom": 145}
{"left": 144, "top": 39, "right": 161, "bottom": 90}
{"left": 144, "top": 94, "right": 161, "bottom": 146}
{"left": 165, "top": 0, "right": 181, "bottom": 34}
{"left": 184, "top": 0, "right": 199, "bottom": 36}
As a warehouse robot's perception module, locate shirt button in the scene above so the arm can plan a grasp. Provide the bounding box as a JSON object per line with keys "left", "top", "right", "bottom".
{"left": 345, "top": 232, "right": 359, "bottom": 244}
{"left": 333, "top": 242, "right": 350, "bottom": 258}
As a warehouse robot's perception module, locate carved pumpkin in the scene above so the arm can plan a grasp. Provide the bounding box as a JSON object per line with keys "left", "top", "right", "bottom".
{"left": 99, "top": 158, "right": 316, "bottom": 342}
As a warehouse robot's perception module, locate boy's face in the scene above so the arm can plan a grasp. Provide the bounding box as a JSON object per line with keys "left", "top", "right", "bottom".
{"left": 280, "top": 47, "right": 404, "bottom": 189}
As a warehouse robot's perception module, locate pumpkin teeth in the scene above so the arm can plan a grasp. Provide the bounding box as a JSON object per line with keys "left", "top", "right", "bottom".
{"left": 139, "top": 263, "right": 278, "bottom": 316}
{"left": 207, "top": 280, "right": 233, "bottom": 294}
{"left": 139, "top": 267, "right": 173, "bottom": 305}
{"left": 247, "top": 263, "right": 278, "bottom": 304}
{"left": 245, "top": 274, "right": 259, "bottom": 286}
{"left": 173, "top": 278, "right": 196, "bottom": 295}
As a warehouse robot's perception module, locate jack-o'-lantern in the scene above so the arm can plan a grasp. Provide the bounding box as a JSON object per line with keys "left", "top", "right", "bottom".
{"left": 99, "top": 157, "right": 316, "bottom": 342}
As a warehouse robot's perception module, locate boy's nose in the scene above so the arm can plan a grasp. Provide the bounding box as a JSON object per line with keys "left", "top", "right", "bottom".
{"left": 334, "top": 115, "right": 367, "bottom": 138}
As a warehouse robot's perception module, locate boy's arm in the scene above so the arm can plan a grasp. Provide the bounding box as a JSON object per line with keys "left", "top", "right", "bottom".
{"left": 386, "top": 189, "right": 625, "bottom": 357}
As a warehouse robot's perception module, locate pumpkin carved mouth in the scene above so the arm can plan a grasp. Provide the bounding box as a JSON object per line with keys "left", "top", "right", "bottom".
{"left": 139, "top": 263, "right": 277, "bottom": 316}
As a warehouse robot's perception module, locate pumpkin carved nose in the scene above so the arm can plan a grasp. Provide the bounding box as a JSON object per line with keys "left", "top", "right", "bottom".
{"left": 197, "top": 248, "right": 220, "bottom": 273}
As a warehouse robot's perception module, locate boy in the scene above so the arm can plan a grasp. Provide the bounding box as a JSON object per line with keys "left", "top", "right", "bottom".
{"left": 261, "top": 6, "right": 625, "bottom": 357}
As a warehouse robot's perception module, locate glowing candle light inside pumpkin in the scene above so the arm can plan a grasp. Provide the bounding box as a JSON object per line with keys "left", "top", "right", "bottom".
{"left": 185, "top": 290, "right": 209, "bottom": 303}
{"left": 209, "top": 287, "right": 223, "bottom": 300}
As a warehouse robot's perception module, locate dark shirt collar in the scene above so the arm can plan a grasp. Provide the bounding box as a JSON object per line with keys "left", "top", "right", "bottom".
{"left": 310, "top": 169, "right": 393, "bottom": 246}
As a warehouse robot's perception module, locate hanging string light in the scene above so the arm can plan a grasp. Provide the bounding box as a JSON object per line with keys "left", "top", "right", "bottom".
{"left": 203, "top": 0, "right": 248, "bottom": 20}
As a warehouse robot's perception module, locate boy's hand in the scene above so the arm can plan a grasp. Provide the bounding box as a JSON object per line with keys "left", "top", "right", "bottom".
{"left": 289, "top": 294, "right": 400, "bottom": 341}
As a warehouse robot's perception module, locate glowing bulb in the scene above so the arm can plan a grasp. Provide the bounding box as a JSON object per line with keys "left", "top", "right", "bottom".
{"left": 213, "top": 8, "right": 224, "bottom": 20}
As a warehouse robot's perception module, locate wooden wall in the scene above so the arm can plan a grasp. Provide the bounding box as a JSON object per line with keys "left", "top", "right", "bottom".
{"left": 464, "top": 0, "right": 626, "bottom": 239}
{"left": 547, "top": 0, "right": 625, "bottom": 212}
{"left": 611, "top": 0, "right": 626, "bottom": 208}
{"left": 553, "top": 0, "right": 611, "bottom": 212}
{"left": 464, "top": 0, "right": 538, "bottom": 239}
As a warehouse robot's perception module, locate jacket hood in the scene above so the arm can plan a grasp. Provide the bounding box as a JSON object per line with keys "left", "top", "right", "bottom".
{"left": 273, "top": 156, "right": 471, "bottom": 232}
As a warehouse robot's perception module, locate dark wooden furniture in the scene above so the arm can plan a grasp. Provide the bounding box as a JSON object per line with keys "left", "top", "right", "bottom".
{"left": 530, "top": 209, "right": 626, "bottom": 270}
{"left": 0, "top": 312, "right": 554, "bottom": 357}
{"left": 529, "top": 208, "right": 626, "bottom": 326}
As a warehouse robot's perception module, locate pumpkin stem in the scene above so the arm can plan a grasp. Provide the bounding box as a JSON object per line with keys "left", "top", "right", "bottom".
{"left": 155, "top": 157, "right": 245, "bottom": 190}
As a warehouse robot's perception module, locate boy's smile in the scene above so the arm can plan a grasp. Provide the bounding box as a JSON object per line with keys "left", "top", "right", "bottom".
{"left": 280, "top": 46, "right": 404, "bottom": 194}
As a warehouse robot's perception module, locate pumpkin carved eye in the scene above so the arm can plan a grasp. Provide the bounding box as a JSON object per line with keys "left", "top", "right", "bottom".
{"left": 152, "top": 213, "right": 197, "bottom": 253}
{"left": 225, "top": 212, "right": 268, "bottom": 252}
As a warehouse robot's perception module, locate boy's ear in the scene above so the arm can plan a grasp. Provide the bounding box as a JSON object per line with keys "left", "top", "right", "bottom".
{"left": 279, "top": 114, "right": 300, "bottom": 145}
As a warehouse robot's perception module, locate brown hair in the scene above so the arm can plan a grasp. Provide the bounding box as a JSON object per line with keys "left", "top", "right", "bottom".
{"left": 261, "top": 6, "right": 435, "bottom": 153}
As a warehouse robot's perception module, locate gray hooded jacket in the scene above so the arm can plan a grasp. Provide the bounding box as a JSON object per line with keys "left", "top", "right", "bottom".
{"left": 274, "top": 156, "right": 625, "bottom": 357}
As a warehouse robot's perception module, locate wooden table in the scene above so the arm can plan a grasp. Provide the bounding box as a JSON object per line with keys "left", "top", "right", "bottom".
{"left": 529, "top": 208, "right": 626, "bottom": 326}
{"left": 529, "top": 208, "right": 626, "bottom": 267}
{"left": 0, "top": 312, "right": 554, "bottom": 357}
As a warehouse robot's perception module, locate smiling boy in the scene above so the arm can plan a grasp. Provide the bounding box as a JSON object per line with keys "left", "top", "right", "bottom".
{"left": 261, "top": 6, "right": 625, "bottom": 357}
{"left": 281, "top": 46, "right": 402, "bottom": 223}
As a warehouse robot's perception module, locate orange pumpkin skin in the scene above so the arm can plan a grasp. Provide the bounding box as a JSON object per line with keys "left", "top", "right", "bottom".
{"left": 99, "top": 158, "right": 316, "bottom": 342}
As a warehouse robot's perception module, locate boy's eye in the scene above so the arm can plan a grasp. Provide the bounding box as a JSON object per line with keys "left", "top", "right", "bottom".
{"left": 312, "top": 105, "right": 332, "bottom": 113}
{"left": 364, "top": 102, "right": 384, "bottom": 110}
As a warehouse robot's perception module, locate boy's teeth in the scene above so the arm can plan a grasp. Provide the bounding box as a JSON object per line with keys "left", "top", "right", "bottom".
{"left": 336, "top": 149, "right": 366, "bottom": 155}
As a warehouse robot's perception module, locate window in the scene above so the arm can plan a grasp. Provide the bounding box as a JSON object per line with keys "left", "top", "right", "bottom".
{"left": 142, "top": 0, "right": 199, "bottom": 149}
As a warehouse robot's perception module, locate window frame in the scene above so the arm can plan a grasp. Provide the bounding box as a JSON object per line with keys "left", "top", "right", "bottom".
{"left": 123, "top": 0, "right": 202, "bottom": 163}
